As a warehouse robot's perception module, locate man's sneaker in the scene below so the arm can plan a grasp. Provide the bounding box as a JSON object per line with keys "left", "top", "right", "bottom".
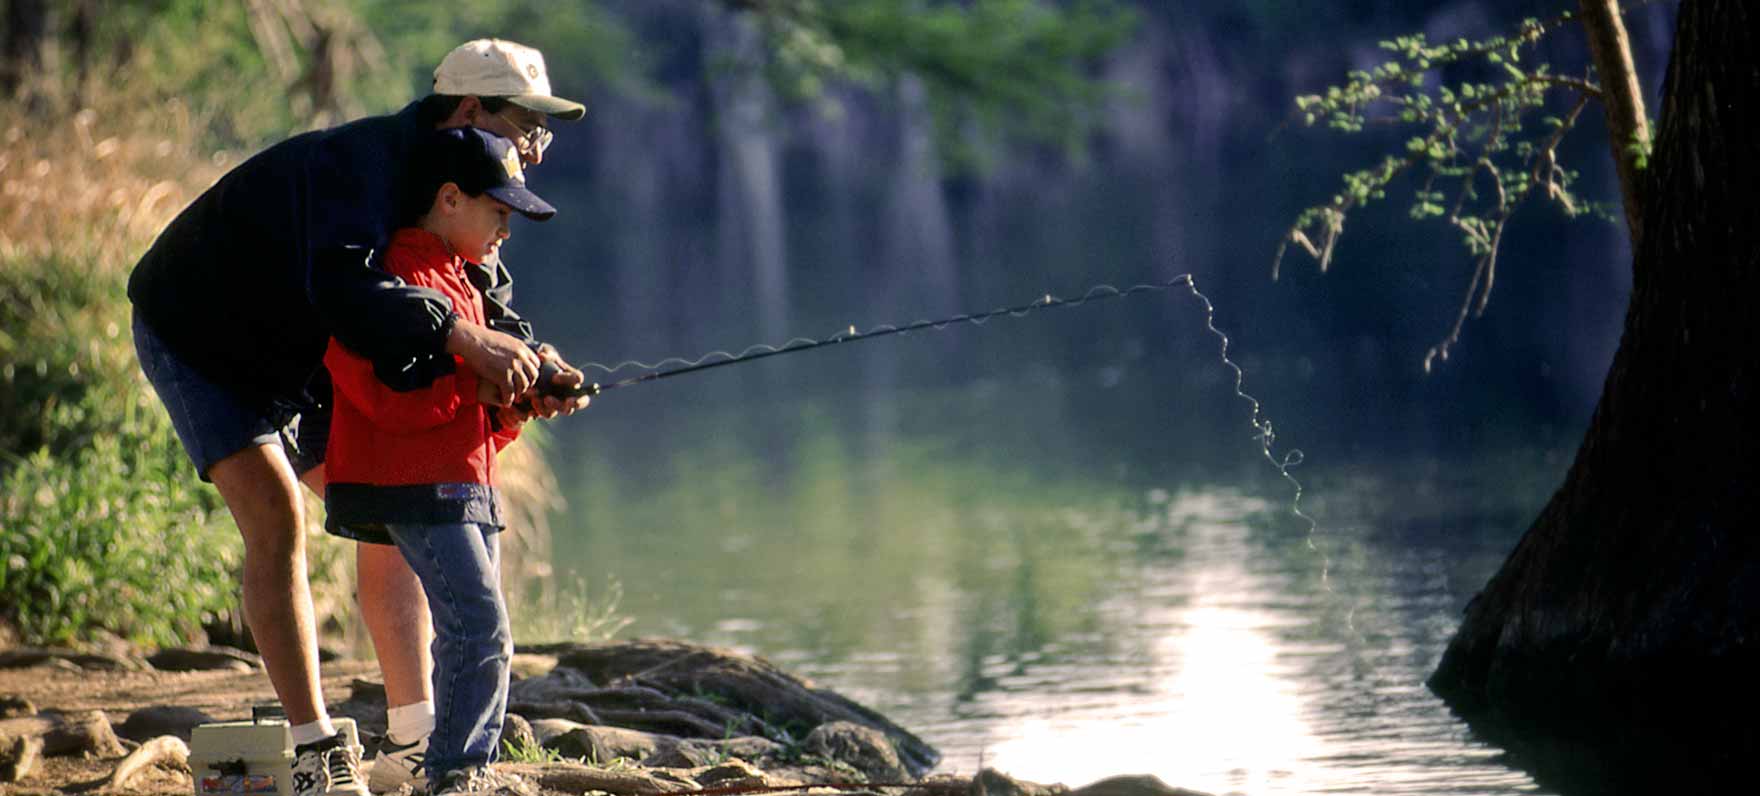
{"left": 291, "top": 734, "right": 369, "bottom": 796}
{"left": 367, "top": 733, "right": 428, "bottom": 794}
{"left": 431, "top": 766, "right": 533, "bottom": 796}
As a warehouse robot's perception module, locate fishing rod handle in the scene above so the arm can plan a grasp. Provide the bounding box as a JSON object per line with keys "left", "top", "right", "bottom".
{"left": 508, "top": 360, "right": 600, "bottom": 415}
{"left": 534, "top": 359, "right": 600, "bottom": 399}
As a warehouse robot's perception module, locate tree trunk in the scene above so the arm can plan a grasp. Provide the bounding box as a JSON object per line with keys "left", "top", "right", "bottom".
{"left": 1429, "top": 0, "right": 1760, "bottom": 789}
{"left": 1, "top": 0, "right": 49, "bottom": 96}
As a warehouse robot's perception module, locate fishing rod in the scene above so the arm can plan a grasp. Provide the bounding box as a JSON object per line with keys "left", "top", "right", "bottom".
{"left": 525, "top": 271, "right": 1323, "bottom": 601}
{"left": 532, "top": 276, "right": 1197, "bottom": 400}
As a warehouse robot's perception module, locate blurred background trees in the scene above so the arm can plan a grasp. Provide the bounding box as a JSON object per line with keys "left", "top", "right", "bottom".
{"left": 0, "top": 0, "right": 1136, "bottom": 648}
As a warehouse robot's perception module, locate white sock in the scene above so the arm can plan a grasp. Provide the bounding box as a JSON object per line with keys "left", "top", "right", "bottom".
{"left": 290, "top": 718, "right": 338, "bottom": 747}
{"left": 386, "top": 701, "right": 435, "bottom": 745}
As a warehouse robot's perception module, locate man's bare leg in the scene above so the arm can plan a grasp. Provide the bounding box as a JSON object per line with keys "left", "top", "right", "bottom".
{"left": 208, "top": 443, "right": 327, "bottom": 727}
{"left": 298, "top": 465, "right": 434, "bottom": 711}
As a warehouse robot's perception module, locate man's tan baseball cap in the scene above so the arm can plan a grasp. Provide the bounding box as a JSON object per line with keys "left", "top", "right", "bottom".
{"left": 433, "top": 39, "right": 586, "bottom": 121}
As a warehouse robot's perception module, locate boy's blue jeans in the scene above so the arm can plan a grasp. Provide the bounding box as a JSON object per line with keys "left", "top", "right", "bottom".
{"left": 385, "top": 523, "right": 511, "bottom": 780}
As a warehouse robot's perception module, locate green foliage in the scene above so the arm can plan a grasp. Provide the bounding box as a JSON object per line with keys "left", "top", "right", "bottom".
{"left": 354, "top": 1, "right": 640, "bottom": 103}
{"left": 1276, "top": 10, "right": 1624, "bottom": 370}
{"left": 738, "top": 0, "right": 1137, "bottom": 171}
{"left": 0, "top": 254, "right": 237, "bottom": 647}
{"left": 26, "top": 0, "right": 1131, "bottom": 169}
{"left": 499, "top": 734, "right": 566, "bottom": 764}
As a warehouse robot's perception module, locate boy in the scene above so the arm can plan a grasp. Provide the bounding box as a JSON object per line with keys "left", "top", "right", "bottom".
{"left": 322, "top": 127, "right": 558, "bottom": 796}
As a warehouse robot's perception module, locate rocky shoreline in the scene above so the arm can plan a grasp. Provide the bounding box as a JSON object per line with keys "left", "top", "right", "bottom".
{"left": 0, "top": 639, "right": 1209, "bottom": 796}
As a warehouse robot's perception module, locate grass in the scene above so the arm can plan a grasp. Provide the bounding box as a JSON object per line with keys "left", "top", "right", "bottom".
{"left": 0, "top": 100, "right": 242, "bottom": 646}
{"left": 500, "top": 735, "right": 567, "bottom": 764}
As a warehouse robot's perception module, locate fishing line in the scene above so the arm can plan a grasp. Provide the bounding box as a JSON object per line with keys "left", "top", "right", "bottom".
{"left": 560, "top": 275, "right": 1332, "bottom": 602}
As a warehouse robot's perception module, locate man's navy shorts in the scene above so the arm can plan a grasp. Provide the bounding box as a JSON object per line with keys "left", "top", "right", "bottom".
{"left": 132, "top": 312, "right": 326, "bottom": 481}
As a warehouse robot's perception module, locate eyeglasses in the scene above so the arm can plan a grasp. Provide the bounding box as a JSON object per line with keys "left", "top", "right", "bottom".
{"left": 494, "top": 110, "right": 553, "bottom": 158}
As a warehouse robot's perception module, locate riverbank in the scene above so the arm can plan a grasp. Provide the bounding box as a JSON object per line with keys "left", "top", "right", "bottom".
{"left": 0, "top": 639, "right": 1206, "bottom": 796}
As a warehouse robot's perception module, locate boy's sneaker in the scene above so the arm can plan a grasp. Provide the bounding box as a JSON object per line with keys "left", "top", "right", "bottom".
{"left": 431, "top": 766, "right": 533, "bottom": 796}
{"left": 291, "top": 734, "right": 369, "bottom": 796}
{"left": 367, "top": 733, "right": 428, "bottom": 794}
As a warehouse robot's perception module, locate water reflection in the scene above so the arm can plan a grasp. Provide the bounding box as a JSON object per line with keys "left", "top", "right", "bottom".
{"left": 546, "top": 386, "right": 1566, "bottom": 795}
{"left": 974, "top": 492, "right": 1321, "bottom": 793}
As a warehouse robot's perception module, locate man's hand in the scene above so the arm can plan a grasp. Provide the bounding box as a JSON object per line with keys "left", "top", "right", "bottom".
{"left": 476, "top": 375, "right": 511, "bottom": 407}
{"left": 447, "top": 320, "right": 541, "bottom": 397}
{"left": 529, "top": 344, "right": 592, "bottom": 418}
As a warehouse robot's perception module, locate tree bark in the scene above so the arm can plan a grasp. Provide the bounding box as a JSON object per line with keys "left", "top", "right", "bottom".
{"left": 1430, "top": 0, "right": 1760, "bottom": 789}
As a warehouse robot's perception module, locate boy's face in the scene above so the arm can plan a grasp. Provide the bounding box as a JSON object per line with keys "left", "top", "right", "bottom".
{"left": 442, "top": 189, "right": 514, "bottom": 265}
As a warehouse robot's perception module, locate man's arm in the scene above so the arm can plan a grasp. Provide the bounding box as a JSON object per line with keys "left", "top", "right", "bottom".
{"left": 308, "top": 245, "right": 540, "bottom": 396}
{"left": 307, "top": 245, "right": 456, "bottom": 362}
{"left": 468, "top": 256, "right": 586, "bottom": 414}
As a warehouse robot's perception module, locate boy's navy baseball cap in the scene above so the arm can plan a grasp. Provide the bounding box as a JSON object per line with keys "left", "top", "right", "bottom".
{"left": 427, "top": 127, "right": 557, "bottom": 221}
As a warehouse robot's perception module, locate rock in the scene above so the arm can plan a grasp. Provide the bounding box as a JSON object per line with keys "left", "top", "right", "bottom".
{"left": 640, "top": 738, "right": 716, "bottom": 769}
{"left": 503, "top": 713, "right": 537, "bottom": 756}
{"left": 974, "top": 768, "right": 1066, "bottom": 796}
{"left": 640, "top": 734, "right": 783, "bottom": 771}
{"left": 527, "top": 718, "right": 586, "bottom": 747}
{"left": 715, "top": 734, "right": 783, "bottom": 763}
{"left": 0, "top": 709, "right": 126, "bottom": 758}
{"left": 554, "top": 639, "right": 940, "bottom": 775}
{"left": 105, "top": 735, "right": 191, "bottom": 790}
{"left": 507, "top": 665, "right": 595, "bottom": 703}
{"left": 328, "top": 679, "right": 388, "bottom": 740}
{"left": 544, "top": 723, "right": 665, "bottom": 764}
{"left": 803, "top": 721, "right": 908, "bottom": 781}
{"left": 1068, "top": 775, "right": 1213, "bottom": 796}
{"left": 0, "top": 735, "right": 43, "bottom": 783}
{"left": 0, "top": 696, "right": 34, "bottom": 719}
{"left": 692, "top": 758, "right": 769, "bottom": 787}
{"left": 146, "top": 646, "right": 262, "bottom": 672}
{"left": 82, "top": 630, "right": 145, "bottom": 668}
{"left": 510, "top": 653, "right": 558, "bottom": 680}
{"left": 117, "top": 706, "right": 215, "bottom": 743}
{"left": 0, "top": 648, "right": 137, "bottom": 671}
{"left": 502, "top": 761, "right": 697, "bottom": 794}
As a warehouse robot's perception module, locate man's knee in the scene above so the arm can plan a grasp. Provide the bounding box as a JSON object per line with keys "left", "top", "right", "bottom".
{"left": 208, "top": 444, "right": 306, "bottom": 557}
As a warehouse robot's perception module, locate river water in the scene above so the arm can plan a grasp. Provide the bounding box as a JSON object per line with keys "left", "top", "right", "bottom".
{"left": 543, "top": 371, "right": 1573, "bottom": 796}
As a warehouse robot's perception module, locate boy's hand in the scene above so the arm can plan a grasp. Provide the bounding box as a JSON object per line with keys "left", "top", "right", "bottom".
{"left": 494, "top": 404, "right": 532, "bottom": 429}
{"left": 529, "top": 345, "right": 592, "bottom": 418}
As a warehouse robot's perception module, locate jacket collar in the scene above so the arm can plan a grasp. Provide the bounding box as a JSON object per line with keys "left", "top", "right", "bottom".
{"left": 392, "top": 227, "right": 460, "bottom": 267}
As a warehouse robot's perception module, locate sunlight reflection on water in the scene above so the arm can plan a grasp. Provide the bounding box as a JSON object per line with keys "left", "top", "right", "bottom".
{"left": 559, "top": 422, "right": 1558, "bottom": 795}
{"left": 857, "top": 489, "right": 1540, "bottom": 796}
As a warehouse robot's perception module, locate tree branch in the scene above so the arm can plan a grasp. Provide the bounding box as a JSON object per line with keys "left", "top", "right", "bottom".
{"left": 1578, "top": 0, "right": 1649, "bottom": 243}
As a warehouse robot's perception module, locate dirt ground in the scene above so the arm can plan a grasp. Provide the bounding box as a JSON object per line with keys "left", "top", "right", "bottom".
{"left": 0, "top": 659, "right": 383, "bottom": 796}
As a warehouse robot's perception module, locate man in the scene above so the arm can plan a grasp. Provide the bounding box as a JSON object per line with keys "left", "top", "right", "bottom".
{"left": 128, "top": 39, "right": 590, "bottom": 796}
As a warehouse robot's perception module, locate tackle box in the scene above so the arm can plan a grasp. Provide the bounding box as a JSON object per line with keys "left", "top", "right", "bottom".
{"left": 188, "top": 707, "right": 360, "bottom": 796}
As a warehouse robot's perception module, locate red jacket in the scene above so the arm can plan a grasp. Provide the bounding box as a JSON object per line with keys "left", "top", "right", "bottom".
{"left": 323, "top": 228, "right": 521, "bottom": 537}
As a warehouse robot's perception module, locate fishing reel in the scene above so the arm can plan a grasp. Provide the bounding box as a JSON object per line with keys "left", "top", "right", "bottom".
{"left": 508, "top": 359, "right": 599, "bottom": 416}
{"left": 534, "top": 359, "right": 599, "bottom": 399}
